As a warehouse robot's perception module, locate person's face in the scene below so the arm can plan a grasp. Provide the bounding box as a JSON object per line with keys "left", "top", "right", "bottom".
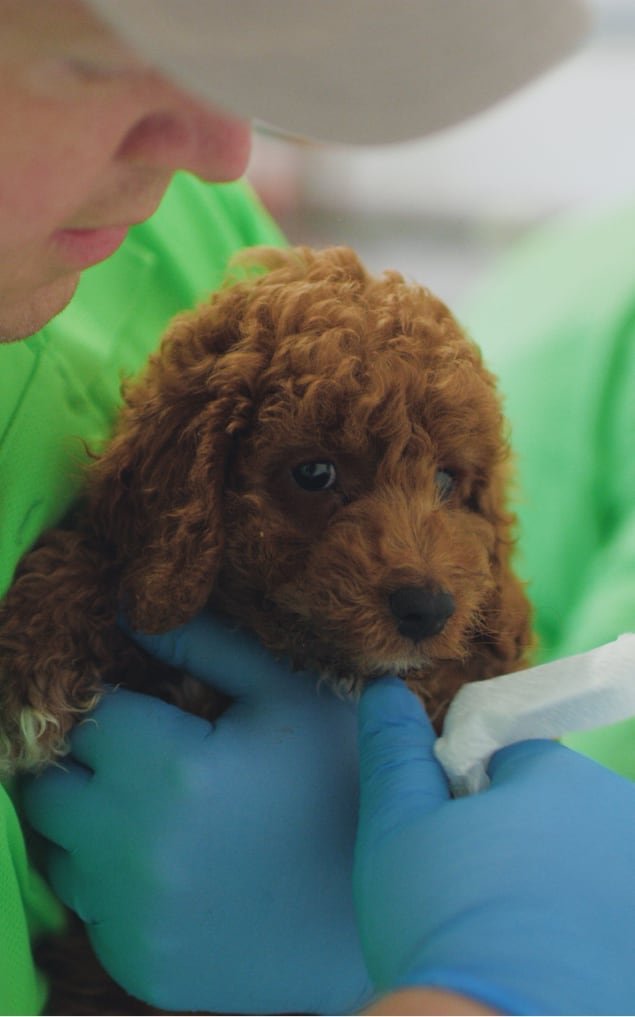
{"left": 0, "top": 0, "right": 252, "bottom": 341}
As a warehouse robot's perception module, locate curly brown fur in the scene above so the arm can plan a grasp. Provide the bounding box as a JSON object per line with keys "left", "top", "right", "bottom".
{"left": 0, "top": 245, "right": 532, "bottom": 1011}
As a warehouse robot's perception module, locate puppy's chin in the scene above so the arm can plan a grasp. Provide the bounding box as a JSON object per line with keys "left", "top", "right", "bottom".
{"left": 289, "top": 643, "right": 436, "bottom": 701}
{"left": 319, "top": 667, "right": 422, "bottom": 702}
{"left": 249, "top": 609, "right": 442, "bottom": 677}
{"left": 211, "top": 593, "right": 472, "bottom": 713}
{"left": 282, "top": 636, "right": 471, "bottom": 729}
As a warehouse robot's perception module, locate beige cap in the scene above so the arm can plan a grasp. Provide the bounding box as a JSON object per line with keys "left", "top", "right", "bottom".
{"left": 85, "top": 0, "right": 589, "bottom": 145}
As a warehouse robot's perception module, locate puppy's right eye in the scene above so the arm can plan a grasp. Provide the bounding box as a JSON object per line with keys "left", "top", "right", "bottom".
{"left": 292, "top": 461, "right": 337, "bottom": 492}
{"left": 435, "top": 468, "right": 456, "bottom": 501}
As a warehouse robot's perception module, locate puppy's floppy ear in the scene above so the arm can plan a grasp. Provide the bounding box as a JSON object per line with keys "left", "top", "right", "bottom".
{"left": 88, "top": 293, "right": 265, "bottom": 633}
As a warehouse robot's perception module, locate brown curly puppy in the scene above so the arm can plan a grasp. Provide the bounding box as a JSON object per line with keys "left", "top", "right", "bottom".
{"left": 1, "top": 245, "right": 532, "bottom": 767}
{"left": 0, "top": 245, "right": 532, "bottom": 1012}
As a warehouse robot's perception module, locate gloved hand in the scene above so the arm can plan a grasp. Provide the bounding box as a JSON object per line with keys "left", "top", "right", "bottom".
{"left": 21, "top": 613, "right": 372, "bottom": 1015}
{"left": 354, "top": 677, "right": 635, "bottom": 1016}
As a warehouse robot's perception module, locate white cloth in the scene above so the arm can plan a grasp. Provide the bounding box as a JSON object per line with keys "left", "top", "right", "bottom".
{"left": 434, "top": 633, "right": 635, "bottom": 796}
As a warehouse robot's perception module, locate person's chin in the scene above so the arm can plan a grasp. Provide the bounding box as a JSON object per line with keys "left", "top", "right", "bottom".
{"left": 0, "top": 274, "right": 80, "bottom": 343}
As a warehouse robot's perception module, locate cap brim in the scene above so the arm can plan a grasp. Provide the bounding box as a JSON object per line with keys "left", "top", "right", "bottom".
{"left": 86, "top": 0, "right": 590, "bottom": 145}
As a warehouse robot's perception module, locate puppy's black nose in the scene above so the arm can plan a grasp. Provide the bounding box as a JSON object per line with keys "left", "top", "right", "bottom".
{"left": 389, "top": 586, "right": 455, "bottom": 642}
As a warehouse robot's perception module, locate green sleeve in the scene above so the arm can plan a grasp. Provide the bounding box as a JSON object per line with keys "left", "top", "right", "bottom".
{"left": 0, "top": 171, "right": 285, "bottom": 1014}
{"left": 0, "top": 785, "right": 66, "bottom": 1016}
{"left": 462, "top": 202, "right": 635, "bottom": 779}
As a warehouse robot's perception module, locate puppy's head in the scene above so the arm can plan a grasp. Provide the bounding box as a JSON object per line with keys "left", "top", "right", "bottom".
{"left": 90, "top": 246, "right": 530, "bottom": 688}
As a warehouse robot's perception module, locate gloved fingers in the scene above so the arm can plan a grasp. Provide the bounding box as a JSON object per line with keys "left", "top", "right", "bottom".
{"left": 487, "top": 738, "right": 567, "bottom": 786}
{"left": 357, "top": 677, "right": 449, "bottom": 828}
{"left": 488, "top": 737, "right": 635, "bottom": 806}
{"left": 124, "top": 610, "right": 310, "bottom": 700}
{"left": 43, "top": 841, "right": 92, "bottom": 920}
{"left": 20, "top": 759, "right": 94, "bottom": 852}
{"left": 67, "top": 687, "right": 214, "bottom": 772}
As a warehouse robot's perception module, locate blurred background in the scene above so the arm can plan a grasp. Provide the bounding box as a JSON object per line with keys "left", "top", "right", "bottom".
{"left": 246, "top": 0, "right": 635, "bottom": 307}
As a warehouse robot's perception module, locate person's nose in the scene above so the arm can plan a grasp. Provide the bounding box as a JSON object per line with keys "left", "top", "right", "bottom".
{"left": 116, "top": 83, "right": 252, "bottom": 183}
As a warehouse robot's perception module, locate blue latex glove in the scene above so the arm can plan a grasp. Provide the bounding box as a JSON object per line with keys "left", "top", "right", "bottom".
{"left": 355, "top": 677, "right": 635, "bottom": 1016}
{"left": 21, "top": 613, "right": 372, "bottom": 1015}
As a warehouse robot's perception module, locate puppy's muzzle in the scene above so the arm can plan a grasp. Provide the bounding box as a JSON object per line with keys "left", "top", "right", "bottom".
{"left": 389, "top": 585, "right": 455, "bottom": 642}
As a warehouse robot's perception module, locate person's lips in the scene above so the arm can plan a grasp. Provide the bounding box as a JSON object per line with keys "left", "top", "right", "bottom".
{"left": 52, "top": 225, "right": 130, "bottom": 268}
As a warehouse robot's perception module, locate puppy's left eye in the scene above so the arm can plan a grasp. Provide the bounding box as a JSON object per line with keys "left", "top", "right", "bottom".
{"left": 292, "top": 461, "right": 337, "bottom": 492}
{"left": 435, "top": 468, "right": 456, "bottom": 501}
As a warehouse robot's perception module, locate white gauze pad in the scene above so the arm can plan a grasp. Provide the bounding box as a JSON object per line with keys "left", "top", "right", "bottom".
{"left": 434, "top": 633, "right": 635, "bottom": 796}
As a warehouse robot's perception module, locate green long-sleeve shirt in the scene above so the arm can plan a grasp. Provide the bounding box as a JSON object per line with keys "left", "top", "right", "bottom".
{"left": 0, "top": 171, "right": 284, "bottom": 1015}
